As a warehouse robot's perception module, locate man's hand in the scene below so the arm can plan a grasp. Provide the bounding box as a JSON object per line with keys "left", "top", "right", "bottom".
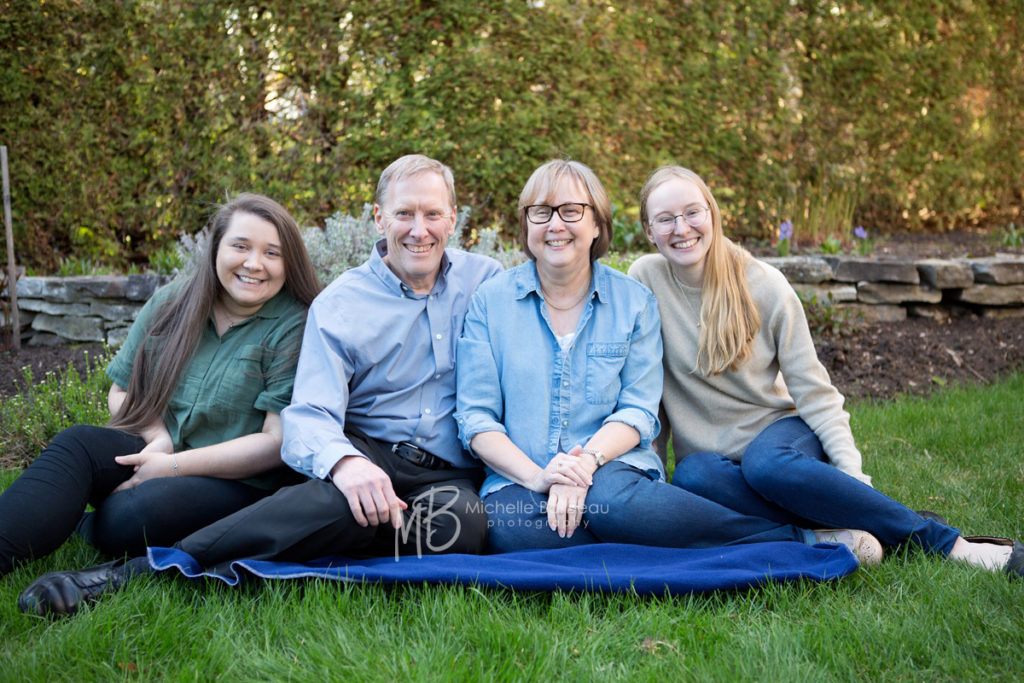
{"left": 330, "top": 456, "right": 408, "bottom": 529}
{"left": 547, "top": 483, "right": 589, "bottom": 539}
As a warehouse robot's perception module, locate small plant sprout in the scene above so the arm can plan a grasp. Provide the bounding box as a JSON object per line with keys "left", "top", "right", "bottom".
{"left": 819, "top": 234, "right": 843, "bottom": 254}
{"left": 777, "top": 220, "right": 793, "bottom": 257}
{"left": 853, "top": 225, "right": 873, "bottom": 256}
{"left": 1001, "top": 222, "right": 1022, "bottom": 248}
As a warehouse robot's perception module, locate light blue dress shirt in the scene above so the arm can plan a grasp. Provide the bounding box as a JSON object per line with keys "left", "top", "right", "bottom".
{"left": 455, "top": 260, "right": 664, "bottom": 497}
{"left": 282, "top": 239, "right": 502, "bottom": 479}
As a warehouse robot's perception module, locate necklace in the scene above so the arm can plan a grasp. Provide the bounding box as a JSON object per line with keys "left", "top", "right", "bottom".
{"left": 216, "top": 307, "right": 248, "bottom": 331}
{"left": 539, "top": 283, "right": 590, "bottom": 311}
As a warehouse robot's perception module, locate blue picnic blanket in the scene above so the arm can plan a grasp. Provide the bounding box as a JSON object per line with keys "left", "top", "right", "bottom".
{"left": 147, "top": 541, "right": 858, "bottom": 596}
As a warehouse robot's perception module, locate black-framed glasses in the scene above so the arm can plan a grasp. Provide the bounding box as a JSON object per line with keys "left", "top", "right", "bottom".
{"left": 524, "top": 202, "right": 592, "bottom": 224}
{"left": 649, "top": 206, "right": 710, "bottom": 234}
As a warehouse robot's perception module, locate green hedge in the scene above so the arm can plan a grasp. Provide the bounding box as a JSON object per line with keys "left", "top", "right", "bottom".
{"left": 2, "top": 0, "right": 1022, "bottom": 269}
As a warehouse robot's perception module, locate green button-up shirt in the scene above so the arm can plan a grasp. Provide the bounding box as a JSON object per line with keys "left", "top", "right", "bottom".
{"left": 107, "top": 282, "right": 307, "bottom": 487}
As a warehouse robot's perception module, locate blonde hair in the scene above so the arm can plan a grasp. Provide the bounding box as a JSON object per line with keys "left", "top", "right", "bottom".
{"left": 375, "top": 154, "right": 457, "bottom": 208}
{"left": 639, "top": 166, "right": 760, "bottom": 375}
{"left": 517, "top": 159, "right": 612, "bottom": 262}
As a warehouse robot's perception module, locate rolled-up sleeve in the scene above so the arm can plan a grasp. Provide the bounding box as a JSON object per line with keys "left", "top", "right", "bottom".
{"left": 601, "top": 290, "right": 663, "bottom": 448}
{"left": 455, "top": 292, "right": 508, "bottom": 452}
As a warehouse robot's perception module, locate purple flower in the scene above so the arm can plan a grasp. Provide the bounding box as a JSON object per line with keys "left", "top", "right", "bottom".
{"left": 779, "top": 220, "right": 793, "bottom": 240}
{"left": 854, "top": 225, "right": 868, "bottom": 240}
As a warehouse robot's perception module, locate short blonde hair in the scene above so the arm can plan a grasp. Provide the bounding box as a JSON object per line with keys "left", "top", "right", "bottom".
{"left": 375, "top": 154, "right": 456, "bottom": 209}
{"left": 639, "top": 165, "right": 760, "bottom": 374}
{"left": 517, "top": 159, "right": 612, "bottom": 261}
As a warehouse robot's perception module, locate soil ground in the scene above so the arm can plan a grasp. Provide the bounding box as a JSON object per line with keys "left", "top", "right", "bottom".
{"left": 1, "top": 230, "right": 1023, "bottom": 402}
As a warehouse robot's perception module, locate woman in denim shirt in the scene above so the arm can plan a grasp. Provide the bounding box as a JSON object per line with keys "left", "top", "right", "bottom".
{"left": 455, "top": 160, "right": 868, "bottom": 556}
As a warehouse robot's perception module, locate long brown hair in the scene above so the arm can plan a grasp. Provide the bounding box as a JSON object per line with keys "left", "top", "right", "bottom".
{"left": 639, "top": 166, "right": 760, "bottom": 375}
{"left": 109, "top": 193, "right": 321, "bottom": 435}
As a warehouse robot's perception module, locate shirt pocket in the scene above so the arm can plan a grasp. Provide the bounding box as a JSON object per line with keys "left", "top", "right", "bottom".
{"left": 585, "top": 342, "right": 628, "bottom": 405}
{"left": 214, "top": 344, "right": 266, "bottom": 412}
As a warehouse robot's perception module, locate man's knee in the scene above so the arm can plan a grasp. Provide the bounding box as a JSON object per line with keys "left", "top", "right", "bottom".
{"left": 406, "top": 484, "right": 487, "bottom": 555}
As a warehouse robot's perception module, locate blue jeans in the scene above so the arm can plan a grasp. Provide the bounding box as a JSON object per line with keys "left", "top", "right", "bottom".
{"left": 671, "top": 416, "right": 961, "bottom": 555}
{"left": 483, "top": 460, "right": 813, "bottom": 553}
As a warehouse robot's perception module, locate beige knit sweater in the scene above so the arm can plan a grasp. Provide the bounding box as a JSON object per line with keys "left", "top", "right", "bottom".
{"left": 629, "top": 253, "right": 871, "bottom": 485}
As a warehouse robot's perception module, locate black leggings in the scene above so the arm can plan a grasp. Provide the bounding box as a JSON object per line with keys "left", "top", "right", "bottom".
{"left": 0, "top": 425, "right": 274, "bottom": 575}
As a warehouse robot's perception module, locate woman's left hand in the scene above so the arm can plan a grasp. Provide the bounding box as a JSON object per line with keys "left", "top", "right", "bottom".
{"left": 112, "top": 451, "right": 176, "bottom": 492}
{"left": 547, "top": 483, "right": 589, "bottom": 539}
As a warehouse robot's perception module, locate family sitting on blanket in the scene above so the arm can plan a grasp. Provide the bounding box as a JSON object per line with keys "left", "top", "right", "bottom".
{"left": 12, "top": 156, "right": 1022, "bottom": 617}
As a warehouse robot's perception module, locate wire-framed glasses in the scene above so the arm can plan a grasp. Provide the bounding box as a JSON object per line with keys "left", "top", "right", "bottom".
{"left": 649, "top": 206, "right": 710, "bottom": 234}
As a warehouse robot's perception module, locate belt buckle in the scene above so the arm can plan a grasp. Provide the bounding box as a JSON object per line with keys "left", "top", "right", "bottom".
{"left": 394, "top": 441, "right": 427, "bottom": 467}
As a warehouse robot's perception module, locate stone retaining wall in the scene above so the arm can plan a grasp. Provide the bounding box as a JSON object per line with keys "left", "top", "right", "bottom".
{"left": 5, "top": 254, "right": 1024, "bottom": 346}
{"left": 760, "top": 254, "right": 1024, "bottom": 323}
{"left": 9, "top": 275, "right": 171, "bottom": 347}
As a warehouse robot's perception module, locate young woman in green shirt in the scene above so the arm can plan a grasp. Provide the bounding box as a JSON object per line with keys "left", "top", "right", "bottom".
{"left": 0, "top": 193, "right": 321, "bottom": 576}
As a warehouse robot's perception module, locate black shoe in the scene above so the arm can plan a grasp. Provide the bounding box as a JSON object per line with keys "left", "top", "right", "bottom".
{"left": 1008, "top": 541, "right": 1024, "bottom": 580}
{"left": 916, "top": 509, "right": 949, "bottom": 526}
{"left": 18, "top": 559, "right": 130, "bottom": 617}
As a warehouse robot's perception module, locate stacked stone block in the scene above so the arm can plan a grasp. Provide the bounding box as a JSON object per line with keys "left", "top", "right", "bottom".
{"left": 760, "top": 254, "right": 1024, "bottom": 323}
{"left": 11, "top": 274, "right": 171, "bottom": 347}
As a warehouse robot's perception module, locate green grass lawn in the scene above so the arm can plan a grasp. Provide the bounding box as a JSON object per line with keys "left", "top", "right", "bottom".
{"left": 1, "top": 375, "right": 1022, "bottom": 681}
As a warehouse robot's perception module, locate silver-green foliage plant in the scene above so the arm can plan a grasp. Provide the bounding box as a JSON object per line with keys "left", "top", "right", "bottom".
{"left": 173, "top": 226, "right": 211, "bottom": 279}
{"left": 172, "top": 204, "right": 524, "bottom": 285}
{"left": 303, "top": 204, "right": 523, "bottom": 283}
{"left": 466, "top": 224, "right": 526, "bottom": 271}
{"left": 301, "top": 204, "right": 379, "bottom": 284}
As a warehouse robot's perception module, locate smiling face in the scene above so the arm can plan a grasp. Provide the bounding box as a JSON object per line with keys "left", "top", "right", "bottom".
{"left": 644, "top": 177, "right": 714, "bottom": 286}
{"left": 215, "top": 211, "right": 286, "bottom": 316}
{"left": 525, "top": 177, "right": 600, "bottom": 275}
{"left": 373, "top": 170, "right": 456, "bottom": 294}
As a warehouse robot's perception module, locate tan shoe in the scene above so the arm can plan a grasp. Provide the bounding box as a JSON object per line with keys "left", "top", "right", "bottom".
{"left": 813, "top": 529, "right": 884, "bottom": 566}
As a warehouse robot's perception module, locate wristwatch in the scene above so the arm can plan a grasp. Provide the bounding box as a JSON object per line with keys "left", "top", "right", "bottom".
{"left": 582, "top": 448, "right": 605, "bottom": 468}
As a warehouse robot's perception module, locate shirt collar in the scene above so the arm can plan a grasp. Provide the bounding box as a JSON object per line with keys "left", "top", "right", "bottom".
{"left": 513, "top": 260, "right": 608, "bottom": 303}
{"left": 251, "top": 288, "right": 297, "bottom": 319}
{"left": 369, "top": 238, "right": 451, "bottom": 298}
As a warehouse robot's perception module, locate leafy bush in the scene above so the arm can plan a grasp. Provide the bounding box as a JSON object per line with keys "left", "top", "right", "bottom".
{"left": 2, "top": 1, "right": 1021, "bottom": 270}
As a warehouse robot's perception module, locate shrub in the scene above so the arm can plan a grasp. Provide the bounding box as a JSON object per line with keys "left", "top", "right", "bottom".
{"left": 2, "top": 1, "right": 1021, "bottom": 270}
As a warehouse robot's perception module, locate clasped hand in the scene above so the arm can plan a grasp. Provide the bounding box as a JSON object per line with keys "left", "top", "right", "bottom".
{"left": 547, "top": 483, "right": 589, "bottom": 539}
{"left": 528, "top": 445, "right": 594, "bottom": 492}
{"left": 112, "top": 436, "right": 176, "bottom": 492}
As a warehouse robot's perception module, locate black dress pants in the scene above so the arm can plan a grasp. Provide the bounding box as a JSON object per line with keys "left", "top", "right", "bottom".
{"left": 176, "top": 430, "right": 487, "bottom": 570}
{"left": 0, "top": 425, "right": 278, "bottom": 575}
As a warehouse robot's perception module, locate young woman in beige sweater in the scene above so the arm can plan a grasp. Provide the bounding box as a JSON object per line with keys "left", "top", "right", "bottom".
{"left": 628, "top": 165, "right": 1021, "bottom": 578}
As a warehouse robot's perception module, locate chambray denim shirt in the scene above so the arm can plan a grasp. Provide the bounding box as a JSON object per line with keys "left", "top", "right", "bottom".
{"left": 455, "top": 260, "right": 664, "bottom": 497}
{"left": 282, "top": 240, "right": 502, "bottom": 479}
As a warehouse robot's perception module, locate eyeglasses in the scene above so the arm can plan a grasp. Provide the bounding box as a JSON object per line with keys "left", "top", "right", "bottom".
{"left": 649, "top": 206, "right": 710, "bottom": 234}
{"left": 524, "top": 203, "right": 592, "bottom": 224}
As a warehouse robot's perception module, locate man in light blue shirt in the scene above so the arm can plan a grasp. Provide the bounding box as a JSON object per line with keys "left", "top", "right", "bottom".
{"left": 17, "top": 156, "right": 503, "bottom": 613}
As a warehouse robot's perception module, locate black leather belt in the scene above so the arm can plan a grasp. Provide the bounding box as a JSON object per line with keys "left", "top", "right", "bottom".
{"left": 391, "top": 442, "right": 451, "bottom": 470}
